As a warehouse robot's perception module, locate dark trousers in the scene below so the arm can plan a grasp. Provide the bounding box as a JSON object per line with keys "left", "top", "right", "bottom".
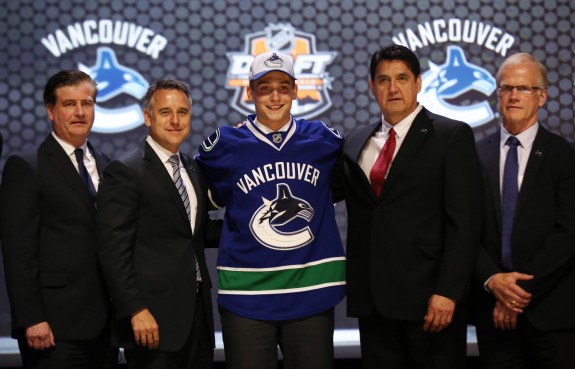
{"left": 219, "top": 306, "right": 334, "bottom": 369}
{"left": 18, "top": 336, "right": 118, "bottom": 369}
{"left": 125, "top": 293, "right": 213, "bottom": 369}
{"left": 476, "top": 315, "right": 575, "bottom": 369}
{"left": 358, "top": 310, "right": 467, "bottom": 369}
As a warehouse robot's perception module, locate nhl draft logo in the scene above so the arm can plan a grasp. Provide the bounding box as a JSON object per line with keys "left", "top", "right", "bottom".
{"left": 226, "top": 23, "right": 337, "bottom": 119}
{"left": 250, "top": 183, "right": 315, "bottom": 251}
{"left": 79, "top": 47, "right": 149, "bottom": 133}
{"left": 418, "top": 46, "right": 496, "bottom": 128}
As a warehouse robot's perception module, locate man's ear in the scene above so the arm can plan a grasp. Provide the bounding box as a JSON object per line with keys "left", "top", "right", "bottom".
{"left": 246, "top": 85, "right": 254, "bottom": 102}
{"left": 143, "top": 109, "right": 152, "bottom": 127}
{"left": 46, "top": 104, "right": 54, "bottom": 122}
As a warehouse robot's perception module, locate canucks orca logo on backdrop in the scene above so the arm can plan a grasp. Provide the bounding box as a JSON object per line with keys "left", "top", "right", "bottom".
{"left": 418, "top": 46, "right": 496, "bottom": 128}
{"left": 250, "top": 183, "right": 315, "bottom": 251}
{"left": 79, "top": 47, "right": 149, "bottom": 133}
{"left": 226, "top": 23, "right": 337, "bottom": 120}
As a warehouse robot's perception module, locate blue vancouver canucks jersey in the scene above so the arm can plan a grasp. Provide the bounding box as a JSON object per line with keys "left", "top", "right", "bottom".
{"left": 196, "top": 114, "right": 346, "bottom": 321}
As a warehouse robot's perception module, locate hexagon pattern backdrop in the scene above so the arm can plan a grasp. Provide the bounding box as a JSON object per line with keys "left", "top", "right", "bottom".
{"left": 0, "top": 0, "right": 574, "bottom": 345}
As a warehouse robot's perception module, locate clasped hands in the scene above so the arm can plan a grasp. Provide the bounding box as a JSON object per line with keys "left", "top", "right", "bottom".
{"left": 487, "top": 272, "right": 533, "bottom": 330}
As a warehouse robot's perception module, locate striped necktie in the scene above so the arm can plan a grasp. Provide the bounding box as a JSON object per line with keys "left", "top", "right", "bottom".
{"left": 169, "top": 155, "right": 201, "bottom": 282}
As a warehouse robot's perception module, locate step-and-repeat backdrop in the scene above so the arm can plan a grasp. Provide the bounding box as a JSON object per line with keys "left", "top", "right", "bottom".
{"left": 0, "top": 0, "right": 573, "bottom": 363}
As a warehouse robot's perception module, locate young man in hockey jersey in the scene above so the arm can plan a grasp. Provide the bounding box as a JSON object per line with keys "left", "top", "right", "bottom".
{"left": 196, "top": 51, "right": 345, "bottom": 369}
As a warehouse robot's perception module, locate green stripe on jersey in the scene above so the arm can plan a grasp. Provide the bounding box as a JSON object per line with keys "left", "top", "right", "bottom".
{"left": 218, "top": 258, "right": 345, "bottom": 293}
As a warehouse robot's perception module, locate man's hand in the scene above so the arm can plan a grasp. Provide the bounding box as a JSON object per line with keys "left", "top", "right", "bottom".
{"left": 25, "top": 322, "right": 55, "bottom": 350}
{"left": 487, "top": 272, "right": 533, "bottom": 313}
{"left": 131, "top": 308, "right": 159, "bottom": 350}
{"left": 492, "top": 300, "right": 518, "bottom": 330}
{"left": 423, "top": 294, "right": 456, "bottom": 333}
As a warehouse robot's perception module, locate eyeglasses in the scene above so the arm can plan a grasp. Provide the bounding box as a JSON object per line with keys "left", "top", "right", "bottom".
{"left": 497, "top": 85, "right": 543, "bottom": 95}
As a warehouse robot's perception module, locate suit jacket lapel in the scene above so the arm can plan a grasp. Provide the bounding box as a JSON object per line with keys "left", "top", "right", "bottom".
{"left": 379, "top": 108, "right": 432, "bottom": 198}
{"left": 515, "top": 126, "right": 548, "bottom": 218}
{"left": 181, "top": 154, "right": 203, "bottom": 236}
{"left": 348, "top": 122, "right": 380, "bottom": 162}
{"left": 141, "top": 141, "right": 192, "bottom": 229}
{"left": 88, "top": 141, "right": 109, "bottom": 179}
{"left": 484, "top": 133, "right": 502, "bottom": 226}
{"left": 345, "top": 121, "right": 381, "bottom": 197}
{"left": 43, "top": 135, "right": 95, "bottom": 212}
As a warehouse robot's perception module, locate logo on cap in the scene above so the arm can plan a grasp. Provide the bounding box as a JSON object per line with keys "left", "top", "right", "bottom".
{"left": 265, "top": 53, "right": 283, "bottom": 67}
{"left": 249, "top": 51, "right": 295, "bottom": 81}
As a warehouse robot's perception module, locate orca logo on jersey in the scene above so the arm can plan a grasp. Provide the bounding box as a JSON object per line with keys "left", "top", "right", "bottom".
{"left": 250, "top": 183, "right": 315, "bottom": 251}
{"left": 201, "top": 128, "right": 221, "bottom": 152}
{"left": 322, "top": 122, "right": 342, "bottom": 139}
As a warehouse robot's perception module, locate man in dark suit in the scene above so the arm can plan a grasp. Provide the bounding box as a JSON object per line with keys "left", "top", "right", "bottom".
{"left": 470, "top": 53, "right": 575, "bottom": 368}
{"left": 338, "top": 44, "right": 482, "bottom": 368}
{"left": 97, "top": 79, "right": 216, "bottom": 369}
{"left": 0, "top": 70, "right": 115, "bottom": 368}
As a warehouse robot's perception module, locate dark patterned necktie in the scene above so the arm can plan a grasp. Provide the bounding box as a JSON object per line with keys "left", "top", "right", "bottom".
{"left": 74, "top": 148, "right": 96, "bottom": 197}
{"left": 169, "top": 155, "right": 201, "bottom": 282}
{"left": 501, "top": 136, "right": 520, "bottom": 269}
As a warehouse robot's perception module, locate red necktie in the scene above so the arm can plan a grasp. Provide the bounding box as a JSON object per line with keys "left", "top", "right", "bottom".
{"left": 370, "top": 128, "right": 396, "bottom": 197}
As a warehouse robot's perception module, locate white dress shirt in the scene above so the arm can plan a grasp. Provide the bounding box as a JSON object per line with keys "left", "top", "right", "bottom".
{"left": 359, "top": 104, "right": 423, "bottom": 181}
{"left": 499, "top": 122, "right": 539, "bottom": 193}
{"left": 146, "top": 136, "right": 198, "bottom": 233}
{"left": 52, "top": 132, "right": 100, "bottom": 191}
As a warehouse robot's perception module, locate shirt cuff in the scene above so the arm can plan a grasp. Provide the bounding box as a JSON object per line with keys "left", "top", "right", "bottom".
{"left": 484, "top": 275, "right": 495, "bottom": 292}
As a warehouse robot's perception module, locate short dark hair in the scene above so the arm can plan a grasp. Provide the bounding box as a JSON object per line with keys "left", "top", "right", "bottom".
{"left": 43, "top": 70, "right": 98, "bottom": 106}
{"left": 369, "top": 44, "right": 421, "bottom": 81}
{"left": 143, "top": 79, "right": 192, "bottom": 112}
